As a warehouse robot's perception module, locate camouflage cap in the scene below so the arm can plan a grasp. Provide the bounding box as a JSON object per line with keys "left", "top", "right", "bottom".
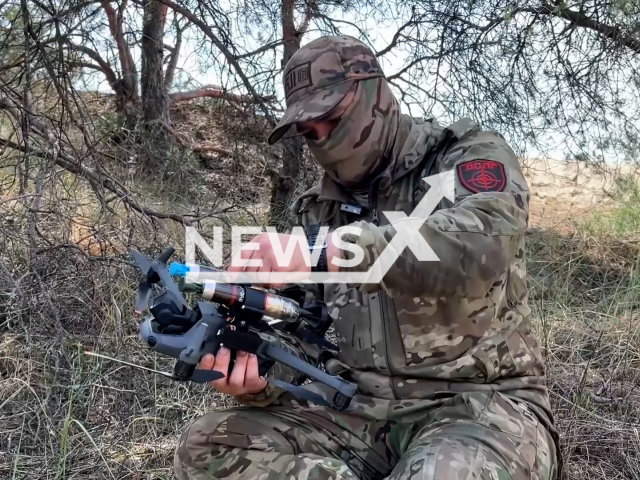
{"left": 268, "top": 35, "right": 385, "bottom": 145}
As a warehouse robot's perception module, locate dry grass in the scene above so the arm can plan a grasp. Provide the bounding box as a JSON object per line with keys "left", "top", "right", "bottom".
{"left": 527, "top": 228, "right": 640, "bottom": 480}
{"left": 0, "top": 238, "right": 240, "bottom": 480}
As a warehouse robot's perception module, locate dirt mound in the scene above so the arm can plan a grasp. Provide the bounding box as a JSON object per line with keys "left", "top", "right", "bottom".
{"left": 523, "top": 158, "right": 638, "bottom": 230}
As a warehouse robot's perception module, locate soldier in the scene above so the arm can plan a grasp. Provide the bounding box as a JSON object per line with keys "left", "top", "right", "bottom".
{"left": 174, "top": 35, "right": 561, "bottom": 480}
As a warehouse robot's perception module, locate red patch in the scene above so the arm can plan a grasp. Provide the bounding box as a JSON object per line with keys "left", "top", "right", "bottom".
{"left": 457, "top": 160, "right": 506, "bottom": 193}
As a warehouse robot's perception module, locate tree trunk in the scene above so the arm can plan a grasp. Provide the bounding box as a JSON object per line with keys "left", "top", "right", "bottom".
{"left": 270, "top": 0, "right": 303, "bottom": 228}
{"left": 141, "top": 0, "right": 170, "bottom": 124}
{"left": 164, "top": 19, "right": 183, "bottom": 91}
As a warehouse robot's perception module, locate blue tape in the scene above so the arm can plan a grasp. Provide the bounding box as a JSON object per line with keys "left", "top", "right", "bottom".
{"left": 169, "top": 262, "right": 189, "bottom": 277}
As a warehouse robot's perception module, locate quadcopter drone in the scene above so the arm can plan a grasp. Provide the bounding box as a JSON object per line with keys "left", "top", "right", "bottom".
{"left": 90, "top": 247, "right": 357, "bottom": 411}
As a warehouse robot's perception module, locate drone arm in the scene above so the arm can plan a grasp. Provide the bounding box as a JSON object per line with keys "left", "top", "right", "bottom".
{"left": 257, "top": 343, "right": 356, "bottom": 410}
{"left": 218, "top": 328, "right": 355, "bottom": 410}
{"left": 227, "top": 330, "right": 311, "bottom": 407}
{"left": 157, "top": 247, "right": 175, "bottom": 264}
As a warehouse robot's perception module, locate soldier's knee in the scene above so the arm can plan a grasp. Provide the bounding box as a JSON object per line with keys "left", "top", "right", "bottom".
{"left": 173, "top": 408, "right": 295, "bottom": 479}
{"left": 174, "top": 410, "right": 232, "bottom": 474}
{"left": 389, "top": 436, "right": 511, "bottom": 480}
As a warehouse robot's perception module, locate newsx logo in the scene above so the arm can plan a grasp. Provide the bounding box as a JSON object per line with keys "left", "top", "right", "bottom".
{"left": 185, "top": 170, "right": 455, "bottom": 284}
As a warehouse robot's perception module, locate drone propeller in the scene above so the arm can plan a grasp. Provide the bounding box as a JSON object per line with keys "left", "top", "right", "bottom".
{"left": 189, "top": 368, "right": 225, "bottom": 383}
{"left": 135, "top": 279, "right": 152, "bottom": 314}
{"left": 131, "top": 248, "right": 187, "bottom": 313}
{"left": 153, "top": 257, "right": 188, "bottom": 308}
{"left": 84, "top": 351, "right": 225, "bottom": 383}
{"left": 131, "top": 249, "right": 153, "bottom": 275}
{"left": 132, "top": 249, "right": 156, "bottom": 313}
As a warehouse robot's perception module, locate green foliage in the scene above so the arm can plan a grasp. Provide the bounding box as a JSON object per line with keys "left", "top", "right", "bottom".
{"left": 0, "top": 5, "right": 24, "bottom": 71}
{"left": 614, "top": 0, "right": 640, "bottom": 17}
{"left": 579, "top": 174, "right": 640, "bottom": 238}
{"left": 95, "top": 112, "right": 127, "bottom": 141}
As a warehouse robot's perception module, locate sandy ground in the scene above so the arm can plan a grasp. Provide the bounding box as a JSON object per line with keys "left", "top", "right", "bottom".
{"left": 522, "top": 158, "right": 638, "bottom": 230}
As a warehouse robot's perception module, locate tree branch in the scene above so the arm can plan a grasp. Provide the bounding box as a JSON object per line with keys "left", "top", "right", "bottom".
{"left": 297, "top": 0, "right": 315, "bottom": 36}
{"left": 68, "top": 61, "right": 108, "bottom": 72}
{"left": 164, "top": 17, "right": 187, "bottom": 90}
{"left": 377, "top": 13, "right": 425, "bottom": 57}
{"left": 386, "top": 42, "right": 500, "bottom": 82}
{"left": 100, "top": 0, "right": 139, "bottom": 100}
{"left": 235, "top": 40, "right": 283, "bottom": 60}
{"left": 0, "top": 96, "right": 229, "bottom": 226}
{"left": 313, "top": 13, "right": 372, "bottom": 44}
{"left": 35, "top": 0, "right": 103, "bottom": 26}
{"left": 155, "top": 0, "right": 277, "bottom": 125}
{"left": 0, "top": 135, "right": 198, "bottom": 225}
{"left": 537, "top": 3, "right": 640, "bottom": 53}
{"left": 66, "top": 42, "right": 120, "bottom": 90}
{"left": 445, "top": 4, "right": 640, "bottom": 54}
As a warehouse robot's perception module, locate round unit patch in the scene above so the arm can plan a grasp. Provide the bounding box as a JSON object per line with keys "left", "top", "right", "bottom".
{"left": 457, "top": 159, "right": 506, "bottom": 193}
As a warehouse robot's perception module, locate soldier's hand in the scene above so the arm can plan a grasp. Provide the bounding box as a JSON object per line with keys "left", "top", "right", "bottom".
{"left": 199, "top": 348, "right": 267, "bottom": 396}
{"left": 226, "top": 232, "right": 311, "bottom": 287}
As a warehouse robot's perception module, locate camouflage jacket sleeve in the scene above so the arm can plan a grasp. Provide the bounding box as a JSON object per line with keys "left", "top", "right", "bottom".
{"left": 339, "top": 129, "right": 529, "bottom": 299}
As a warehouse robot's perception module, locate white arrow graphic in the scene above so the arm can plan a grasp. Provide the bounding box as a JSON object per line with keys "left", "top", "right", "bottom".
{"left": 355, "top": 169, "right": 456, "bottom": 284}
{"left": 410, "top": 169, "right": 456, "bottom": 219}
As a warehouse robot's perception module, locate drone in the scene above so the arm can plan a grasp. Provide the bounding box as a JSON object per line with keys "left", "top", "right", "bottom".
{"left": 86, "top": 247, "right": 357, "bottom": 411}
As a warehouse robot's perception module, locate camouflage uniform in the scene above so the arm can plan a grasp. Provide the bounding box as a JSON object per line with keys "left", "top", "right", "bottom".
{"left": 174, "top": 36, "right": 561, "bottom": 480}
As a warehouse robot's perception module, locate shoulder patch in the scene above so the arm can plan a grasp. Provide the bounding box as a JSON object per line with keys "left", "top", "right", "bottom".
{"left": 457, "top": 159, "right": 506, "bottom": 193}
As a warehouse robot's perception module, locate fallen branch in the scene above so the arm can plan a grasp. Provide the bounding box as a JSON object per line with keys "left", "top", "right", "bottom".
{"left": 170, "top": 85, "right": 275, "bottom": 104}
{"left": 192, "top": 145, "right": 234, "bottom": 155}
